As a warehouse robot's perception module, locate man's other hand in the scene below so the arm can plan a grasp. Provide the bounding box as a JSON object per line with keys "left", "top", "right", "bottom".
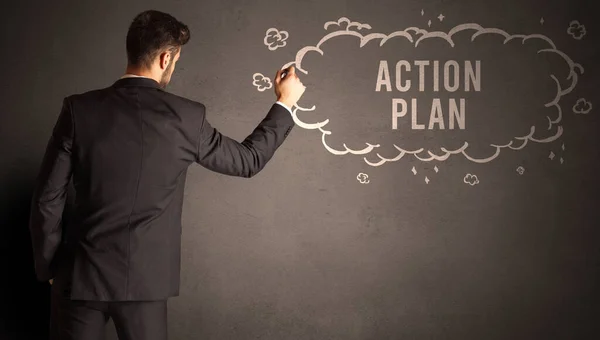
{"left": 274, "top": 66, "right": 306, "bottom": 108}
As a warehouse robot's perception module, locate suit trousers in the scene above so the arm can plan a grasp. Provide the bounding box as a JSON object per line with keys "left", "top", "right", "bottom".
{"left": 50, "top": 285, "right": 168, "bottom": 340}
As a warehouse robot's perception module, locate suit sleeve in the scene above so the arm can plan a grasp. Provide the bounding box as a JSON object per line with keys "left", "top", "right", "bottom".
{"left": 195, "top": 103, "right": 295, "bottom": 177}
{"left": 29, "top": 97, "right": 74, "bottom": 281}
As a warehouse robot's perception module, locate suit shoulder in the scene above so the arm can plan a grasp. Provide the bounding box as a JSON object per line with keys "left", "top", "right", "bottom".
{"left": 160, "top": 91, "right": 206, "bottom": 111}
{"left": 65, "top": 87, "right": 110, "bottom": 104}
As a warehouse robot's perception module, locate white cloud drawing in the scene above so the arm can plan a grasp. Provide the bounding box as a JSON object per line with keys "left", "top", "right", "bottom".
{"left": 573, "top": 98, "right": 592, "bottom": 114}
{"left": 264, "top": 28, "right": 289, "bottom": 51}
{"left": 324, "top": 17, "right": 372, "bottom": 32}
{"left": 464, "top": 174, "right": 480, "bottom": 186}
{"left": 516, "top": 166, "right": 525, "bottom": 175}
{"left": 567, "top": 21, "right": 586, "bottom": 40}
{"left": 279, "top": 17, "right": 583, "bottom": 166}
{"left": 356, "top": 172, "right": 370, "bottom": 184}
{"left": 252, "top": 73, "right": 272, "bottom": 92}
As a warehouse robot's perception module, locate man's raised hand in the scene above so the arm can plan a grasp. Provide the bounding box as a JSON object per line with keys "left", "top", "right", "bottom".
{"left": 275, "top": 66, "right": 306, "bottom": 108}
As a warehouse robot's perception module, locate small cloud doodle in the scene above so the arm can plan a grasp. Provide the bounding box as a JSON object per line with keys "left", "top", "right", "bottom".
{"left": 324, "top": 17, "right": 372, "bottom": 31}
{"left": 573, "top": 98, "right": 592, "bottom": 114}
{"left": 516, "top": 166, "right": 525, "bottom": 175}
{"left": 356, "top": 172, "right": 370, "bottom": 184}
{"left": 252, "top": 73, "right": 272, "bottom": 92}
{"left": 567, "top": 20, "right": 586, "bottom": 40}
{"left": 463, "top": 174, "right": 480, "bottom": 186}
{"left": 324, "top": 17, "right": 371, "bottom": 31}
{"left": 264, "top": 28, "right": 289, "bottom": 51}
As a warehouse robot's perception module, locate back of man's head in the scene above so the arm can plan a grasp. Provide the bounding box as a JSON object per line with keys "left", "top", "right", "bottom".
{"left": 126, "top": 10, "right": 190, "bottom": 69}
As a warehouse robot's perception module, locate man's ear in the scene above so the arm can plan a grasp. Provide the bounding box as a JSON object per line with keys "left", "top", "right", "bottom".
{"left": 159, "top": 51, "right": 171, "bottom": 70}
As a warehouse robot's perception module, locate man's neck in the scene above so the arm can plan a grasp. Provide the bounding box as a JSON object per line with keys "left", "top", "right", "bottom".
{"left": 124, "top": 66, "right": 157, "bottom": 82}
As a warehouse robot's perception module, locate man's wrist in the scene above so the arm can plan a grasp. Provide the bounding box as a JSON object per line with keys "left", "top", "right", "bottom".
{"left": 276, "top": 97, "right": 294, "bottom": 109}
{"left": 275, "top": 100, "right": 293, "bottom": 114}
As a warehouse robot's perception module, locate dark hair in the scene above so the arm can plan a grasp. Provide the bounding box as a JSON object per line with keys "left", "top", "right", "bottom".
{"left": 126, "top": 10, "right": 190, "bottom": 68}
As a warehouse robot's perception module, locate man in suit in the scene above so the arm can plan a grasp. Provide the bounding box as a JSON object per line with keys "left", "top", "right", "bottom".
{"left": 28, "top": 9, "right": 305, "bottom": 340}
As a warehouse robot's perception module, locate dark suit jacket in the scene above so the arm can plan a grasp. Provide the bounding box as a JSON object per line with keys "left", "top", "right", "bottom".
{"left": 29, "top": 77, "right": 294, "bottom": 301}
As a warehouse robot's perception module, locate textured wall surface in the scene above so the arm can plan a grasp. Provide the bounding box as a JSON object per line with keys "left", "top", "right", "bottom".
{"left": 1, "top": 0, "right": 598, "bottom": 339}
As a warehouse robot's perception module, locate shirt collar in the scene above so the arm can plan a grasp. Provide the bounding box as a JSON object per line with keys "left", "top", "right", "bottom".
{"left": 120, "top": 74, "right": 151, "bottom": 79}
{"left": 112, "top": 75, "right": 162, "bottom": 89}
